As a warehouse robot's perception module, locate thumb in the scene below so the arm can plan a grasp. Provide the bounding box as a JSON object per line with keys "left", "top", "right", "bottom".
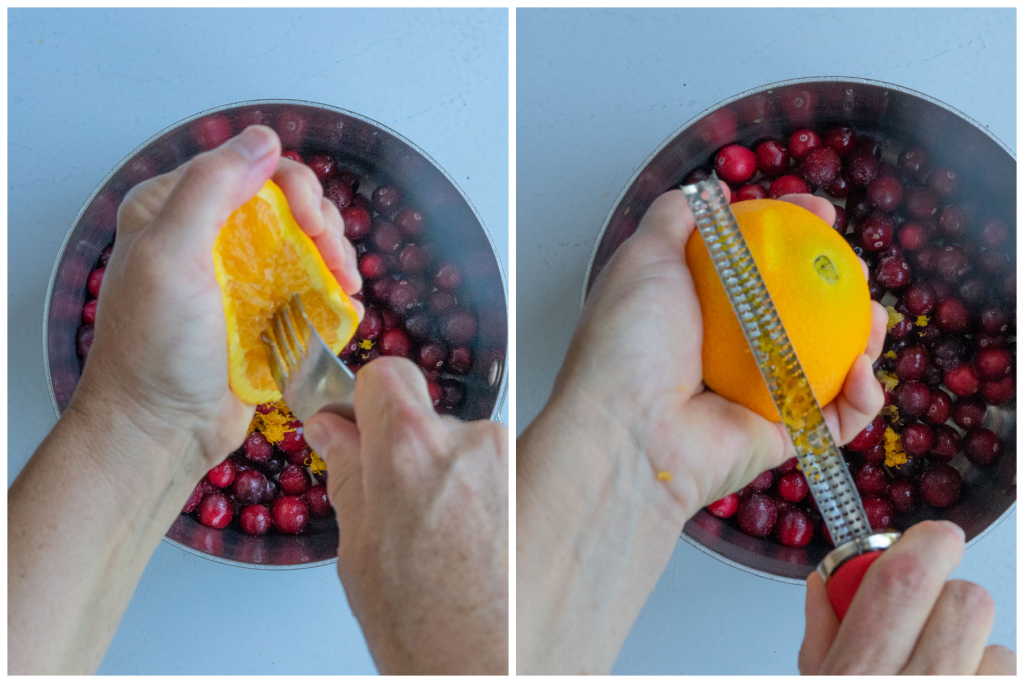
{"left": 148, "top": 125, "right": 281, "bottom": 252}
{"left": 304, "top": 411, "right": 363, "bottom": 522}
{"left": 798, "top": 571, "right": 840, "bottom": 674}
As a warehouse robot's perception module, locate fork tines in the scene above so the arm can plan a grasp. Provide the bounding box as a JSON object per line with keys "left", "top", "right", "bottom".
{"left": 263, "top": 295, "right": 311, "bottom": 387}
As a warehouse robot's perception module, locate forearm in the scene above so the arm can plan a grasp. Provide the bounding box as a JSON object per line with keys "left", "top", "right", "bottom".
{"left": 516, "top": 389, "right": 685, "bottom": 674}
{"left": 8, "top": 397, "right": 201, "bottom": 674}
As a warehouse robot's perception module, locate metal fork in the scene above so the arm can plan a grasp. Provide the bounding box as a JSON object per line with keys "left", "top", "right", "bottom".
{"left": 263, "top": 295, "right": 357, "bottom": 422}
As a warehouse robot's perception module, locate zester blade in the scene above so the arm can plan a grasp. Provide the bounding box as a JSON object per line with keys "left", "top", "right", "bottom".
{"left": 680, "top": 175, "right": 871, "bottom": 547}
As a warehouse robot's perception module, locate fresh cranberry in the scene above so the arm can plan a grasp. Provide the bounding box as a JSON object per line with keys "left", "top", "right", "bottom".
{"left": 982, "top": 377, "right": 1015, "bottom": 405}
{"left": 845, "top": 153, "right": 879, "bottom": 186}
{"left": 397, "top": 245, "right": 428, "bottom": 275}
{"left": 945, "top": 363, "right": 981, "bottom": 397}
{"left": 875, "top": 256, "right": 912, "bottom": 290}
{"left": 825, "top": 173, "right": 851, "bottom": 199}
{"left": 775, "top": 508, "right": 813, "bottom": 547}
{"left": 974, "top": 332, "right": 1009, "bottom": 353}
{"left": 935, "top": 246, "right": 969, "bottom": 283}
{"left": 927, "top": 166, "right": 960, "bottom": 197}
{"left": 441, "top": 309, "right": 477, "bottom": 344}
{"left": 356, "top": 307, "right": 384, "bottom": 341}
{"left": 964, "top": 428, "right": 1002, "bottom": 469}
{"left": 923, "top": 389, "right": 953, "bottom": 426}
{"left": 368, "top": 223, "right": 401, "bottom": 254}
{"left": 858, "top": 443, "right": 885, "bottom": 464}
{"left": 358, "top": 253, "right": 388, "bottom": 280}
{"left": 416, "top": 342, "right": 447, "bottom": 372}
{"left": 380, "top": 308, "right": 401, "bottom": 330}
{"left": 403, "top": 311, "right": 433, "bottom": 340}
{"left": 388, "top": 279, "right": 423, "bottom": 311}
{"left": 683, "top": 168, "right": 711, "bottom": 185}
{"left": 306, "top": 485, "right": 332, "bottom": 518}
{"left": 260, "top": 453, "right": 286, "bottom": 477}
{"left": 787, "top": 130, "right": 820, "bottom": 162}
{"left": 775, "top": 457, "right": 799, "bottom": 475}
{"left": 977, "top": 249, "right": 1011, "bottom": 275}
{"left": 776, "top": 471, "right": 808, "bottom": 502}
{"left": 860, "top": 496, "right": 893, "bottom": 532}
{"left": 847, "top": 415, "right": 885, "bottom": 451}
{"left": 434, "top": 262, "right": 463, "bottom": 291}
{"left": 937, "top": 205, "right": 970, "bottom": 239}
{"left": 902, "top": 283, "right": 936, "bottom": 316}
{"left": 191, "top": 115, "right": 233, "bottom": 150}
{"left": 857, "top": 213, "right": 893, "bottom": 252}
{"left": 980, "top": 218, "right": 1011, "bottom": 248}
{"left": 887, "top": 454, "right": 923, "bottom": 480}
{"left": 207, "top": 460, "right": 235, "bottom": 488}
{"left": 956, "top": 278, "right": 988, "bottom": 309}
{"left": 854, "top": 463, "right": 888, "bottom": 497}
{"left": 244, "top": 432, "right": 272, "bottom": 463}
{"left": 448, "top": 346, "right": 474, "bottom": 374}
{"left": 392, "top": 208, "right": 425, "bottom": 237}
{"left": 275, "top": 110, "right": 308, "bottom": 149}
{"left": 99, "top": 245, "right": 113, "bottom": 267}
{"left": 285, "top": 446, "right": 311, "bottom": 468}
{"left": 865, "top": 176, "right": 903, "bottom": 212}
{"left": 238, "top": 505, "right": 271, "bottom": 535}
{"left": 306, "top": 154, "right": 336, "bottom": 182}
{"left": 919, "top": 464, "right": 962, "bottom": 507}
{"left": 887, "top": 480, "right": 917, "bottom": 514}
{"left": 426, "top": 380, "right": 443, "bottom": 409}
{"left": 233, "top": 469, "right": 269, "bottom": 505}
{"left": 737, "top": 492, "right": 778, "bottom": 537}
{"left": 927, "top": 424, "right": 961, "bottom": 463}
{"left": 896, "top": 146, "right": 930, "bottom": 180}
{"left": 183, "top": 481, "right": 205, "bottom": 514}
{"left": 754, "top": 140, "right": 789, "bottom": 177}
{"left": 975, "top": 348, "right": 1012, "bottom": 380}
{"left": 87, "top": 267, "right": 105, "bottom": 297}
{"left": 271, "top": 496, "right": 309, "bottom": 534}
{"left": 281, "top": 150, "right": 303, "bottom": 163}
{"left": 822, "top": 126, "right": 856, "bottom": 157}
{"left": 895, "top": 345, "right": 929, "bottom": 381}
{"left": 895, "top": 381, "right": 933, "bottom": 417}
{"left": 768, "top": 174, "right": 809, "bottom": 198}
{"left": 197, "top": 492, "right": 233, "bottom": 529}
{"left": 734, "top": 184, "right": 768, "bottom": 202}
{"left": 934, "top": 298, "right": 972, "bottom": 334}
{"left": 380, "top": 328, "right": 412, "bottom": 357}
{"left": 279, "top": 464, "right": 311, "bottom": 496}
{"left": 370, "top": 185, "right": 401, "bottom": 215}
{"left": 953, "top": 396, "right": 987, "bottom": 429}
{"left": 277, "top": 422, "right": 307, "bottom": 453}
{"left": 915, "top": 321, "right": 943, "bottom": 347}
{"left": 366, "top": 277, "right": 392, "bottom": 302}
{"left": 748, "top": 470, "right": 774, "bottom": 492}
{"left": 904, "top": 187, "right": 940, "bottom": 220}
{"left": 976, "top": 304, "right": 1008, "bottom": 334}
{"left": 74, "top": 323, "right": 95, "bottom": 363}
{"left": 341, "top": 205, "right": 372, "bottom": 241}
{"left": 706, "top": 493, "right": 739, "bottom": 518}
{"left": 900, "top": 423, "right": 934, "bottom": 456}
{"left": 714, "top": 144, "right": 757, "bottom": 183}
{"left": 897, "top": 222, "right": 929, "bottom": 251}
{"left": 324, "top": 178, "right": 354, "bottom": 210}
{"left": 832, "top": 205, "right": 848, "bottom": 233}
{"left": 799, "top": 147, "right": 841, "bottom": 187}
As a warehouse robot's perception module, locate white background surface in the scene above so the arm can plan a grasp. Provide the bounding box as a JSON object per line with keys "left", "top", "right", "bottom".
{"left": 516, "top": 8, "right": 1015, "bottom": 675}
{"left": 9, "top": 8, "right": 507, "bottom": 674}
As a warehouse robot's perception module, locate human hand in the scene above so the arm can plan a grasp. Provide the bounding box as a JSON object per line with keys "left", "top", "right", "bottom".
{"left": 73, "top": 125, "right": 363, "bottom": 480}
{"left": 302, "top": 358, "right": 508, "bottom": 675}
{"left": 799, "top": 520, "right": 1015, "bottom": 674}
{"left": 553, "top": 187, "right": 887, "bottom": 521}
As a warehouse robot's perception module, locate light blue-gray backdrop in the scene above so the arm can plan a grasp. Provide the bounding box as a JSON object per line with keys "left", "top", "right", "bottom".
{"left": 516, "top": 7, "right": 1015, "bottom": 675}
{"left": 9, "top": 8, "right": 507, "bottom": 675}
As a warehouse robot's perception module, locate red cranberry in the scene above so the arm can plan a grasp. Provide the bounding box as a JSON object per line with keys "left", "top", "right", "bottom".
{"left": 426, "top": 380, "right": 443, "bottom": 409}
{"left": 956, "top": 278, "right": 989, "bottom": 309}
{"left": 748, "top": 470, "right": 774, "bottom": 492}
{"left": 903, "top": 283, "right": 936, "bottom": 316}
{"left": 854, "top": 463, "right": 889, "bottom": 497}
{"left": 356, "top": 308, "right": 384, "bottom": 342}
{"left": 359, "top": 253, "right": 388, "bottom": 280}
{"left": 388, "top": 279, "right": 423, "bottom": 311}
{"left": 371, "top": 185, "right": 402, "bottom": 215}
{"left": 397, "top": 245, "right": 428, "bottom": 275}
{"left": 434, "top": 262, "right": 464, "bottom": 291}
{"left": 923, "top": 363, "right": 945, "bottom": 388}
{"left": 887, "top": 480, "right": 917, "bottom": 514}
{"left": 975, "top": 348, "right": 1012, "bottom": 380}
{"left": 953, "top": 396, "right": 987, "bottom": 429}
{"left": 799, "top": 146, "right": 841, "bottom": 187}
{"left": 282, "top": 445, "right": 308, "bottom": 468}
{"left": 370, "top": 222, "right": 402, "bottom": 253}
{"left": 394, "top": 208, "right": 425, "bottom": 237}
{"left": 919, "top": 464, "right": 962, "bottom": 508}
{"left": 714, "top": 144, "right": 757, "bottom": 183}
{"left": 441, "top": 309, "right": 478, "bottom": 344}
{"left": 847, "top": 415, "right": 885, "bottom": 451}
{"left": 895, "top": 345, "right": 930, "bottom": 381}
{"left": 281, "top": 150, "right": 303, "bottom": 163}
{"left": 822, "top": 126, "right": 856, "bottom": 157}
{"left": 875, "top": 256, "right": 912, "bottom": 290}
{"left": 87, "top": 267, "right": 105, "bottom": 297}
{"left": 887, "top": 454, "right": 923, "bottom": 480}
{"left": 981, "top": 377, "right": 1015, "bottom": 406}
{"left": 914, "top": 321, "right": 943, "bottom": 347}
{"left": 900, "top": 423, "right": 934, "bottom": 456}
{"left": 706, "top": 493, "right": 739, "bottom": 518}
{"left": 962, "top": 428, "right": 1001, "bottom": 466}
{"left": 845, "top": 153, "right": 879, "bottom": 186}
{"left": 261, "top": 453, "right": 286, "bottom": 477}
{"left": 897, "top": 222, "right": 929, "bottom": 251}
{"left": 233, "top": 469, "right": 269, "bottom": 505}
{"left": 777, "top": 471, "right": 809, "bottom": 502}
{"left": 929, "top": 424, "right": 961, "bottom": 462}
{"left": 403, "top": 311, "right": 434, "bottom": 341}
{"left": 867, "top": 176, "right": 903, "bottom": 212}
{"left": 857, "top": 212, "right": 894, "bottom": 252}
{"left": 787, "top": 130, "right": 821, "bottom": 161}
{"left": 737, "top": 492, "right": 778, "bottom": 537}
{"left": 197, "top": 492, "right": 233, "bottom": 529}
{"left": 755, "top": 140, "right": 789, "bottom": 177}
{"left": 776, "top": 457, "right": 799, "bottom": 475}
{"left": 862, "top": 497, "right": 894, "bottom": 532}
{"left": 98, "top": 245, "right": 113, "bottom": 267}
{"left": 895, "top": 381, "right": 933, "bottom": 417}
{"left": 897, "top": 147, "right": 930, "bottom": 180}
{"left": 416, "top": 342, "right": 447, "bottom": 372}
{"left": 183, "top": 482, "right": 204, "bottom": 514}
{"left": 904, "top": 186, "right": 940, "bottom": 219}
{"left": 324, "top": 178, "right": 354, "bottom": 210}
{"left": 439, "top": 379, "right": 465, "bottom": 409}
{"left": 238, "top": 504, "right": 271, "bottom": 535}
{"left": 279, "top": 464, "right": 312, "bottom": 496}
{"left": 923, "top": 389, "right": 953, "bottom": 426}
{"left": 76, "top": 324, "right": 95, "bottom": 359}
{"left": 938, "top": 205, "right": 970, "bottom": 239}
{"left": 980, "top": 218, "right": 1011, "bottom": 248}
{"left": 80, "top": 299, "right": 99, "bottom": 326}
{"left": 244, "top": 432, "right": 272, "bottom": 463}
{"left": 977, "top": 249, "right": 1011, "bottom": 275}
{"left": 826, "top": 173, "right": 851, "bottom": 199}
{"left": 448, "top": 346, "right": 474, "bottom": 374}
{"left": 380, "top": 308, "right": 401, "bottom": 330}
{"left": 306, "top": 154, "right": 336, "bottom": 182}
{"left": 768, "top": 174, "right": 809, "bottom": 198}
{"left": 945, "top": 363, "right": 981, "bottom": 397}
{"left": 775, "top": 508, "right": 813, "bottom": 548}
{"left": 734, "top": 184, "right": 768, "bottom": 202}
{"left": 275, "top": 110, "right": 308, "bottom": 149}
{"left": 366, "top": 277, "right": 393, "bottom": 303}
{"left": 934, "top": 298, "right": 972, "bottom": 334}
{"left": 927, "top": 166, "right": 960, "bottom": 197}
{"left": 861, "top": 444, "right": 887, "bottom": 464}
{"left": 338, "top": 205, "right": 371, "bottom": 242}
{"left": 935, "top": 246, "right": 969, "bottom": 283}
{"left": 306, "top": 485, "right": 332, "bottom": 518}
{"left": 974, "top": 332, "right": 1009, "bottom": 352}
{"left": 207, "top": 460, "right": 235, "bottom": 488}
{"left": 683, "top": 168, "right": 711, "bottom": 184}
{"left": 832, "top": 205, "right": 848, "bottom": 233}
{"left": 380, "top": 328, "right": 412, "bottom": 357}
{"left": 271, "top": 496, "right": 309, "bottom": 534}
{"left": 191, "top": 115, "right": 233, "bottom": 150}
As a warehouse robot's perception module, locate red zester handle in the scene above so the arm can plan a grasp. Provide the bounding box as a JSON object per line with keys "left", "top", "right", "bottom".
{"left": 826, "top": 550, "right": 884, "bottom": 620}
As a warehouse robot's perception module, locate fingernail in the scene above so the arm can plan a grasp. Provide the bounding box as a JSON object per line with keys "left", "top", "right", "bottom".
{"left": 304, "top": 418, "right": 328, "bottom": 449}
{"left": 939, "top": 520, "right": 966, "bottom": 542}
{"left": 229, "top": 127, "right": 277, "bottom": 161}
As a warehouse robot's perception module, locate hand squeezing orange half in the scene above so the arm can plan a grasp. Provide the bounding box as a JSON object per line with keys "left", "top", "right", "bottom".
{"left": 214, "top": 180, "right": 360, "bottom": 404}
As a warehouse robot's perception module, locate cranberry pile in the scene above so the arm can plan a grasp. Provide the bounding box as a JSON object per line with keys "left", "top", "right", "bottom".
{"left": 73, "top": 111, "right": 502, "bottom": 537}
{"left": 694, "top": 125, "right": 1015, "bottom": 549}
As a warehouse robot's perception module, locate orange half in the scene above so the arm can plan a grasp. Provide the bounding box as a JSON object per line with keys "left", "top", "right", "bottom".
{"left": 214, "top": 180, "right": 359, "bottom": 404}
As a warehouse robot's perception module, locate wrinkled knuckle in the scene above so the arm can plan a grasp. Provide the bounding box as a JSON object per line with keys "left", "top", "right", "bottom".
{"left": 874, "top": 553, "right": 930, "bottom": 601}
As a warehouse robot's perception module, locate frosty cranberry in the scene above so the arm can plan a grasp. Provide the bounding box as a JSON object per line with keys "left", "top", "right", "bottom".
{"left": 787, "top": 130, "right": 820, "bottom": 162}
{"left": 857, "top": 212, "right": 893, "bottom": 252}
{"left": 394, "top": 208, "right": 426, "bottom": 237}
{"left": 324, "top": 177, "right": 354, "bottom": 210}
{"left": 281, "top": 151, "right": 303, "bottom": 163}
{"left": 799, "top": 146, "right": 841, "bottom": 187}
{"left": 897, "top": 222, "right": 928, "bottom": 251}
{"left": 976, "top": 304, "right": 1008, "bottom": 334}
{"left": 380, "top": 328, "right": 412, "bottom": 357}
{"left": 416, "top": 342, "right": 447, "bottom": 372}
{"left": 207, "top": 460, "right": 235, "bottom": 488}
{"left": 244, "top": 432, "right": 272, "bottom": 462}
{"left": 183, "top": 482, "right": 204, "bottom": 514}
{"left": 934, "top": 298, "right": 972, "bottom": 334}
{"left": 755, "top": 140, "right": 789, "bottom": 177}
{"left": 306, "top": 485, "right": 332, "bottom": 518}
{"left": 777, "top": 471, "right": 808, "bottom": 502}
{"left": 238, "top": 505, "right": 271, "bottom": 536}
{"left": 860, "top": 496, "right": 893, "bottom": 532}
{"left": 232, "top": 469, "right": 269, "bottom": 505}
{"left": 847, "top": 415, "right": 885, "bottom": 451}
{"left": 191, "top": 114, "right": 233, "bottom": 150}
{"left": 945, "top": 363, "right": 981, "bottom": 397}
{"left": 369, "top": 185, "right": 401, "bottom": 215}
{"left": 448, "top": 346, "right": 474, "bottom": 375}
{"left": 867, "top": 176, "right": 903, "bottom": 213}
{"left": 900, "top": 423, "right": 934, "bottom": 457}
{"left": 403, "top": 311, "right": 433, "bottom": 341}
{"left": 434, "top": 262, "right": 463, "bottom": 291}
{"left": 935, "top": 246, "right": 969, "bottom": 283}
{"left": 981, "top": 377, "right": 1015, "bottom": 405}
{"left": 832, "top": 205, "right": 848, "bottom": 233}
{"left": 980, "top": 218, "right": 1011, "bottom": 248}
{"left": 356, "top": 307, "right": 384, "bottom": 341}
{"left": 854, "top": 463, "right": 888, "bottom": 497}
{"left": 875, "top": 256, "right": 911, "bottom": 290}
{"left": 845, "top": 153, "right": 879, "bottom": 186}
{"left": 895, "top": 381, "right": 932, "bottom": 417}
{"left": 927, "top": 166, "right": 960, "bottom": 197}
{"left": 897, "top": 146, "right": 930, "bottom": 180}
{"left": 358, "top": 253, "right": 388, "bottom": 280}
{"left": 397, "top": 245, "right": 428, "bottom": 275}
{"left": 87, "top": 267, "right": 105, "bottom": 297}
{"left": 887, "top": 480, "right": 917, "bottom": 514}
{"left": 955, "top": 278, "right": 988, "bottom": 309}
{"left": 706, "top": 493, "right": 739, "bottom": 518}
{"left": 768, "top": 175, "right": 809, "bottom": 198}
{"left": 974, "top": 332, "right": 1008, "bottom": 353}
{"left": 279, "top": 464, "right": 312, "bottom": 496}
{"left": 341, "top": 205, "right": 372, "bottom": 241}
{"left": 714, "top": 144, "right": 757, "bottom": 183}
{"left": 282, "top": 446, "right": 309, "bottom": 468}
{"left": 272, "top": 496, "right": 309, "bottom": 534}
{"left": 386, "top": 280, "right": 422, "bottom": 311}
{"left": 775, "top": 508, "right": 813, "bottom": 547}
{"left": 277, "top": 422, "right": 307, "bottom": 453}
{"left": 953, "top": 396, "right": 987, "bottom": 429}
{"left": 776, "top": 457, "right": 799, "bottom": 475}
{"left": 923, "top": 389, "right": 953, "bottom": 425}
{"left": 823, "top": 125, "right": 856, "bottom": 157}
{"left": 902, "top": 283, "right": 936, "bottom": 317}
{"left": 937, "top": 205, "right": 970, "bottom": 239}
{"left": 76, "top": 325, "right": 95, "bottom": 358}
{"left": 895, "top": 346, "right": 929, "bottom": 381}
{"left": 919, "top": 464, "right": 961, "bottom": 508}
{"left": 306, "top": 154, "right": 336, "bottom": 182}
{"left": 734, "top": 184, "right": 768, "bottom": 202}
{"left": 826, "top": 174, "right": 851, "bottom": 200}
{"left": 441, "top": 309, "right": 478, "bottom": 344}
{"left": 977, "top": 249, "right": 1011, "bottom": 276}
{"left": 380, "top": 308, "right": 401, "bottom": 330}
{"left": 196, "top": 492, "right": 233, "bottom": 529}
{"left": 748, "top": 470, "right": 774, "bottom": 492}
{"left": 975, "top": 347, "right": 1012, "bottom": 380}
{"left": 366, "top": 278, "right": 392, "bottom": 302}
{"left": 904, "top": 187, "right": 940, "bottom": 220}
{"left": 961, "top": 427, "right": 1001, "bottom": 467}
{"left": 737, "top": 492, "right": 778, "bottom": 537}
